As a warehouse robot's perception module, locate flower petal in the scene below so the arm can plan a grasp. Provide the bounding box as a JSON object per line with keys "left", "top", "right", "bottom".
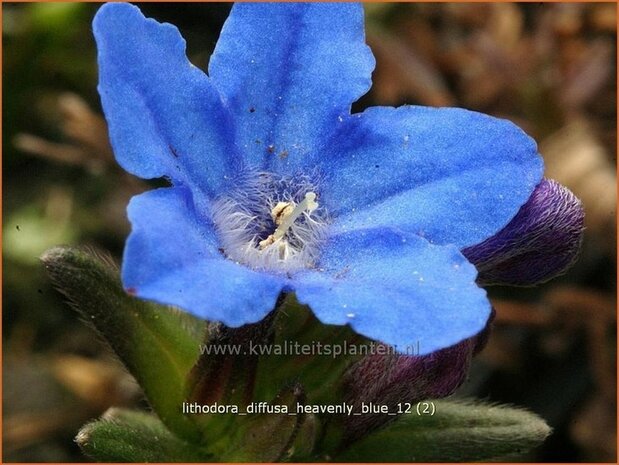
{"left": 208, "top": 3, "right": 375, "bottom": 171}
{"left": 93, "top": 3, "right": 239, "bottom": 197}
{"left": 463, "top": 179, "right": 585, "bottom": 286}
{"left": 293, "top": 228, "right": 491, "bottom": 355}
{"left": 122, "top": 187, "right": 284, "bottom": 326}
{"left": 318, "top": 106, "right": 544, "bottom": 248}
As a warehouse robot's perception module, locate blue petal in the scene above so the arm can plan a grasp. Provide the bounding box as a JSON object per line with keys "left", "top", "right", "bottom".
{"left": 316, "top": 106, "right": 544, "bottom": 248}
{"left": 208, "top": 2, "right": 375, "bottom": 171}
{"left": 93, "top": 3, "right": 239, "bottom": 197}
{"left": 122, "top": 187, "right": 284, "bottom": 327}
{"left": 293, "top": 228, "right": 491, "bottom": 355}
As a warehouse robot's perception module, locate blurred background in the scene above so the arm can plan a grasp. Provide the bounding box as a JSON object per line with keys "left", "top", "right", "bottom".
{"left": 2, "top": 3, "right": 616, "bottom": 462}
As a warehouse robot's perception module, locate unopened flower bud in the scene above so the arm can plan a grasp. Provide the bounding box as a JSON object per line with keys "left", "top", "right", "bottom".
{"left": 464, "top": 179, "right": 584, "bottom": 286}
{"left": 340, "top": 311, "right": 495, "bottom": 445}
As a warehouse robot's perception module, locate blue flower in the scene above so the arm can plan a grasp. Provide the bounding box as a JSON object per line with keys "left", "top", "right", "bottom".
{"left": 93, "top": 3, "right": 545, "bottom": 355}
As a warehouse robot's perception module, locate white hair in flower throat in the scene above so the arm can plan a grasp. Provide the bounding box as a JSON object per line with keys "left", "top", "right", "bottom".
{"left": 211, "top": 171, "right": 329, "bottom": 272}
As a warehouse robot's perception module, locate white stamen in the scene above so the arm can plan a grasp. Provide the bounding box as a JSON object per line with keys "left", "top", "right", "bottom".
{"left": 273, "top": 192, "right": 317, "bottom": 240}
{"left": 271, "top": 202, "right": 295, "bottom": 225}
{"left": 259, "top": 192, "right": 318, "bottom": 249}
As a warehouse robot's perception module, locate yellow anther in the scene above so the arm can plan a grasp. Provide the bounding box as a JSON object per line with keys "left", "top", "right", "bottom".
{"left": 259, "top": 192, "right": 318, "bottom": 251}
{"left": 271, "top": 201, "right": 295, "bottom": 226}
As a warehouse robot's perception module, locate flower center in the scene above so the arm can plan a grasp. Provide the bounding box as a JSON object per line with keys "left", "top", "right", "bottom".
{"left": 258, "top": 192, "right": 318, "bottom": 254}
{"left": 211, "top": 172, "right": 327, "bottom": 272}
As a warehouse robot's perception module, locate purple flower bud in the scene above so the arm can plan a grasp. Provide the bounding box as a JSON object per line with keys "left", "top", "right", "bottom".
{"left": 463, "top": 179, "right": 584, "bottom": 286}
{"left": 341, "top": 310, "right": 495, "bottom": 444}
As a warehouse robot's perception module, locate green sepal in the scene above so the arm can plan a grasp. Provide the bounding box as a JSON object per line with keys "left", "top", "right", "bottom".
{"left": 185, "top": 313, "right": 276, "bottom": 442}
{"left": 41, "top": 246, "right": 204, "bottom": 441}
{"left": 335, "top": 399, "right": 551, "bottom": 462}
{"left": 289, "top": 413, "right": 320, "bottom": 461}
{"left": 254, "top": 295, "right": 365, "bottom": 405}
{"left": 76, "top": 408, "right": 211, "bottom": 462}
{"left": 218, "top": 383, "right": 306, "bottom": 462}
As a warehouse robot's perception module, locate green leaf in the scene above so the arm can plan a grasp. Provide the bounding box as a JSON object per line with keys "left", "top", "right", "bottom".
{"left": 41, "top": 246, "right": 204, "bottom": 441}
{"left": 76, "top": 408, "right": 211, "bottom": 462}
{"left": 335, "top": 399, "right": 551, "bottom": 462}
